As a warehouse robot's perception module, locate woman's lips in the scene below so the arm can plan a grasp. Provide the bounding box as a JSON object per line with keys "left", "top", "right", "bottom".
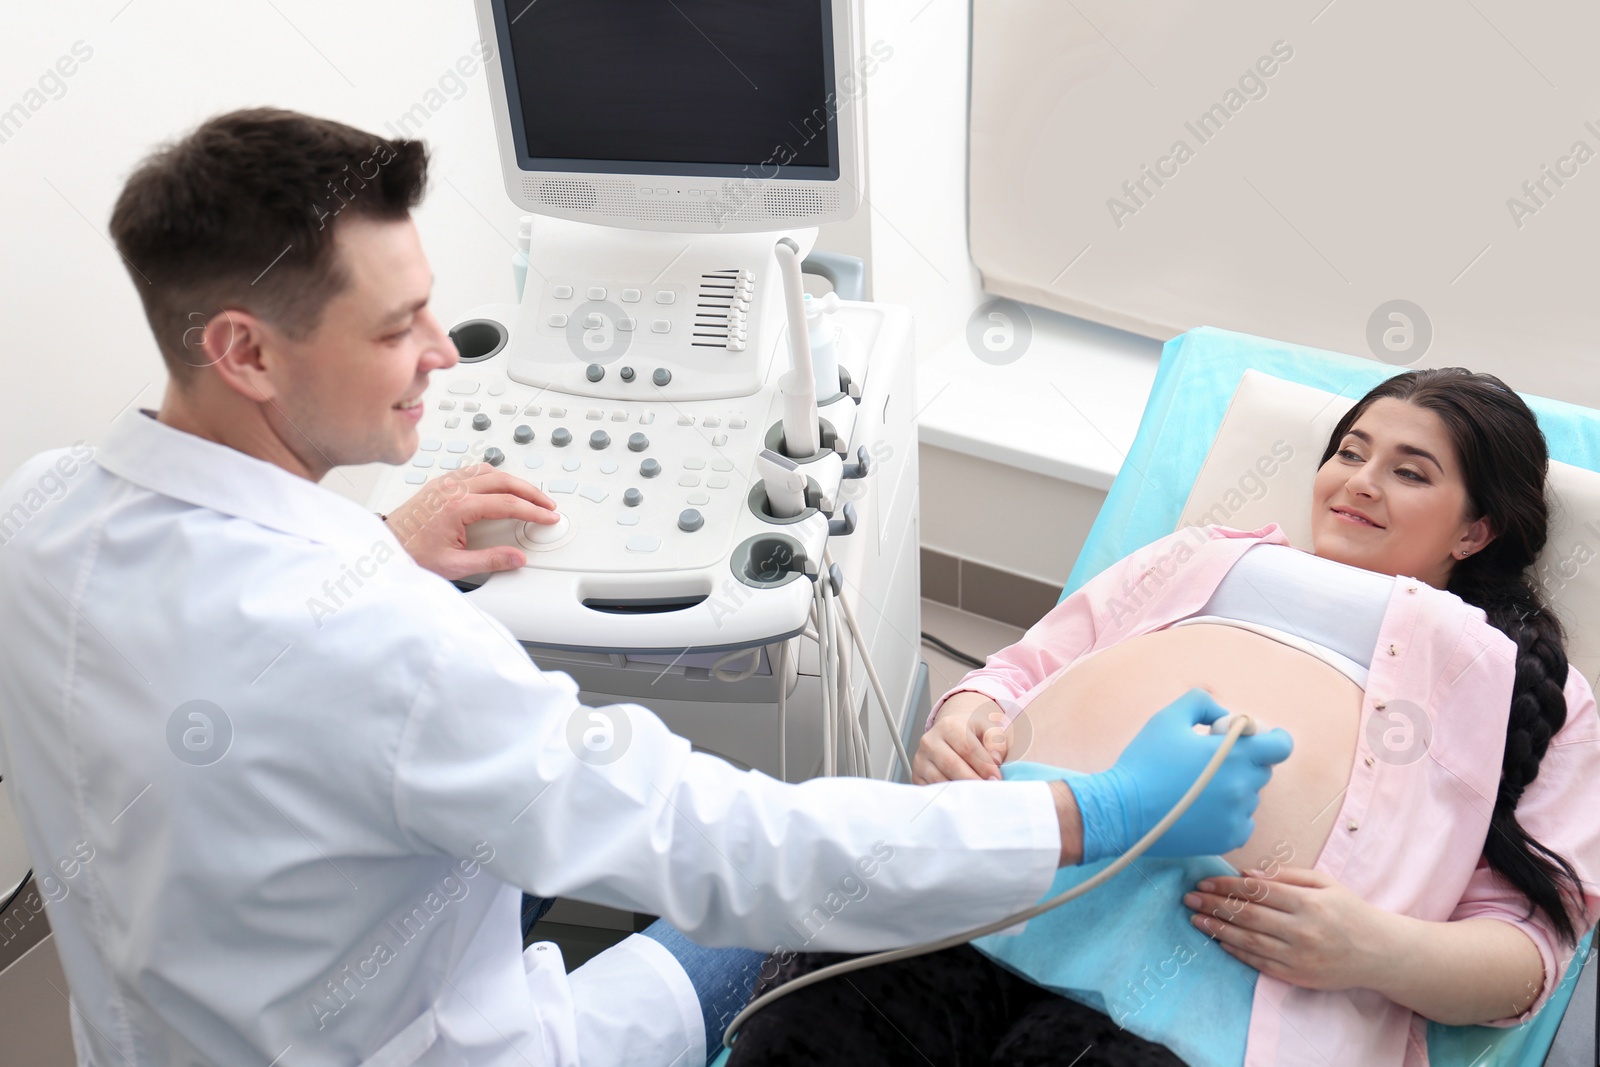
{"left": 1332, "top": 509, "right": 1381, "bottom": 528}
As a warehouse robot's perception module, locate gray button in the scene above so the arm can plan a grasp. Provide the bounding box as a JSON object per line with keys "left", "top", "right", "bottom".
{"left": 678, "top": 509, "right": 705, "bottom": 532}
{"left": 483, "top": 447, "right": 505, "bottom": 467}
{"left": 620, "top": 366, "right": 635, "bottom": 382}
{"left": 626, "top": 535, "right": 662, "bottom": 553}
{"left": 640, "top": 458, "right": 661, "bottom": 478}
{"left": 590, "top": 430, "right": 610, "bottom": 450}
{"left": 551, "top": 428, "right": 572, "bottom": 447}
{"left": 628, "top": 433, "right": 649, "bottom": 452}
{"left": 513, "top": 425, "right": 534, "bottom": 444}
{"left": 472, "top": 413, "right": 491, "bottom": 431}
{"left": 623, "top": 488, "right": 643, "bottom": 507}
{"left": 586, "top": 363, "right": 605, "bottom": 382}
{"left": 652, "top": 367, "right": 672, "bottom": 386}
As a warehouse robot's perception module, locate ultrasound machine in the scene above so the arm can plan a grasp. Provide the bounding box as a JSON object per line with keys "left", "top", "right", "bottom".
{"left": 365, "top": 0, "right": 929, "bottom": 797}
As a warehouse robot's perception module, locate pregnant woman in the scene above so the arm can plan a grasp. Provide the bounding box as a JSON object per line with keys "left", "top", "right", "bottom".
{"left": 727, "top": 368, "right": 1600, "bottom": 1067}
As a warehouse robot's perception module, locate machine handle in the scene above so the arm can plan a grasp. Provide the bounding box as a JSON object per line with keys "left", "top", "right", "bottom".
{"left": 800, "top": 251, "right": 867, "bottom": 302}
{"left": 827, "top": 501, "right": 858, "bottom": 537}
{"left": 841, "top": 445, "right": 870, "bottom": 480}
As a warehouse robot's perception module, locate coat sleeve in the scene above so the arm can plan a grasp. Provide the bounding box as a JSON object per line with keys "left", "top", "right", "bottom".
{"left": 1446, "top": 667, "right": 1600, "bottom": 1024}
{"left": 386, "top": 589, "right": 1065, "bottom": 955}
{"left": 925, "top": 526, "right": 1218, "bottom": 731}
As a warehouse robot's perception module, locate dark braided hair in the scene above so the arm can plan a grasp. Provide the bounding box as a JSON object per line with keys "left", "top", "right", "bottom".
{"left": 1319, "top": 368, "right": 1586, "bottom": 946}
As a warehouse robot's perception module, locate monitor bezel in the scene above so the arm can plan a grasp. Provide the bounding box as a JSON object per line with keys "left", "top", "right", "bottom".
{"left": 474, "top": 0, "right": 861, "bottom": 231}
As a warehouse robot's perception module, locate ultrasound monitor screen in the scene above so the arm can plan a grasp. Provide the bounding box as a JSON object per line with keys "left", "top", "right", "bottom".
{"left": 498, "top": 0, "right": 837, "bottom": 177}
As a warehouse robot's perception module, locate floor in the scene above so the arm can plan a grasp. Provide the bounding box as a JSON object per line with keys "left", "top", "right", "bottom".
{"left": 524, "top": 598, "right": 1028, "bottom": 969}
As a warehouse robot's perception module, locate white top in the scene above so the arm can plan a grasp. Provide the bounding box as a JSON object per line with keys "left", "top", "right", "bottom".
{"left": 1168, "top": 542, "right": 1395, "bottom": 687}
{"left": 0, "top": 409, "right": 1062, "bottom": 1067}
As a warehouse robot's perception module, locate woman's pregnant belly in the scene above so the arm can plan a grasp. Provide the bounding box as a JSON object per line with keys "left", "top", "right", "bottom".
{"left": 1007, "top": 622, "right": 1363, "bottom": 871}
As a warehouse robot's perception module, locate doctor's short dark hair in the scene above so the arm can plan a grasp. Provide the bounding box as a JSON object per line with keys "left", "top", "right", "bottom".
{"left": 109, "top": 107, "right": 429, "bottom": 382}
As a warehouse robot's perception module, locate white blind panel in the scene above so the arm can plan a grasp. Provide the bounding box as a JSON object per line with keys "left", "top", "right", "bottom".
{"left": 969, "top": 0, "right": 1600, "bottom": 408}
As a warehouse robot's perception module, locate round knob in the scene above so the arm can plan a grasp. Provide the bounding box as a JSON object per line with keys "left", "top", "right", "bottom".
{"left": 521, "top": 514, "right": 570, "bottom": 545}
{"left": 639, "top": 458, "right": 661, "bottom": 478}
{"left": 471, "top": 413, "right": 491, "bottom": 431}
{"left": 628, "top": 432, "right": 649, "bottom": 452}
{"left": 620, "top": 366, "right": 636, "bottom": 382}
{"left": 586, "top": 363, "right": 604, "bottom": 382}
{"left": 550, "top": 428, "right": 572, "bottom": 447}
{"left": 678, "top": 508, "right": 704, "bottom": 533}
{"left": 482, "top": 447, "right": 505, "bottom": 467}
{"left": 589, "top": 430, "right": 610, "bottom": 450}
{"left": 623, "top": 488, "right": 643, "bottom": 507}
{"left": 512, "top": 424, "right": 534, "bottom": 444}
{"left": 652, "top": 367, "right": 672, "bottom": 387}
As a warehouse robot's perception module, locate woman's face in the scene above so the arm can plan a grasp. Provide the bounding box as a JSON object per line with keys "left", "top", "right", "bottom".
{"left": 1310, "top": 397, "right": 1495, "bottom": 588}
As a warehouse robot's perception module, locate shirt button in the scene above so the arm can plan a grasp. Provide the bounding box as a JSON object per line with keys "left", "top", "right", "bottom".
{"left": 1387, "top": 644, "right": 1398, "bottom": 656}
{"left": 1374, "top": 700, "right": 1387, "bottom": 710}
{"left": 1407, "top": 585, "right": 1418, "bottom": 593}
{"left": 1347, "top": 819, "right": 1360, "bottom": 832}
{"left": 1364, "top": 755, "right": 1375, "bottom": 767}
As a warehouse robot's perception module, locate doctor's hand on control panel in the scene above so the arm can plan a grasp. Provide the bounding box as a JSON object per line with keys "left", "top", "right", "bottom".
{"left": 383, "top": 462, "right": 561, "bottom": 580}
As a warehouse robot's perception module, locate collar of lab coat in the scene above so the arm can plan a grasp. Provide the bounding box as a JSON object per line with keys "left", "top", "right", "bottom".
{"left": 95, "top": 408, "right": 388, "bottom": 552}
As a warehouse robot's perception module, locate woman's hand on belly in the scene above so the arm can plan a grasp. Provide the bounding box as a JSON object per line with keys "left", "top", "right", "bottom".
{"left": 1182, "top": 866, "right": 1389, "bottom": 992}
{"left": 913, "top": 691, "right": 1012, "bottom": 783}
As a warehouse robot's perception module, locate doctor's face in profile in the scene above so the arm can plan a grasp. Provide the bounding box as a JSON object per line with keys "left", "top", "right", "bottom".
{"left": 1309, "top": 397, "right": 1489, "bottom": 589}
{"left": 272, "top": 215, "right": 457, "bottom": 468}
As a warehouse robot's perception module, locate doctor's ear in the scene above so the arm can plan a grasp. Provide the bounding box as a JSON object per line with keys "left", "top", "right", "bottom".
{"left": 178, "top": 308, "right": 280, "bottom": 403}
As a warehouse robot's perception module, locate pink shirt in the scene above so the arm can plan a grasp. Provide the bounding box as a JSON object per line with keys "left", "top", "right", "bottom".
{"left": 930, "top": 522, "right": 1600, "bottom": 1066}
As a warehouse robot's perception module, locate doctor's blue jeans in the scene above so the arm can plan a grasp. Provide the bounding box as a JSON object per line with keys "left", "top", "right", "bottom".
{"left": 521, "top": 893, "right": 764, "bottom": 1063}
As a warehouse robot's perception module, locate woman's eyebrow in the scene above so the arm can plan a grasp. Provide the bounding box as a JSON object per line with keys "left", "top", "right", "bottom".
{"left": 1345, "top": 428, "right": 1443, "bottom": 471}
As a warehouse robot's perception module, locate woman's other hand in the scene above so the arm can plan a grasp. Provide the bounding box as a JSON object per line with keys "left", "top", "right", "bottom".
{"left": 912, "top": 692, "right": 1011, "bottom": 783}
{"left": 1182, "top": 866, "right": 1389, "bottom": 991}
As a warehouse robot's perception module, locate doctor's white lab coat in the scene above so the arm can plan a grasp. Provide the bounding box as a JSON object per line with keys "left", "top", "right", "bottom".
{"left": 0, "top": 409, "right": 1062, "bottom": 1067}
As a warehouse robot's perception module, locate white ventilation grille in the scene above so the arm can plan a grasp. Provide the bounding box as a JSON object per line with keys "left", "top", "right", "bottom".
{"left": 522, "top": 178, "right": 841, "bottom": 225}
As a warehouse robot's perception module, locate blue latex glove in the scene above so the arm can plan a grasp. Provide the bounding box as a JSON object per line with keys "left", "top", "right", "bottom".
{"left": 1066, "top": 688, "right": 1293, "bottom": 863}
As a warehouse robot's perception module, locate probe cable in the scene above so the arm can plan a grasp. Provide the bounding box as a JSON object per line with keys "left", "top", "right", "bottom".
{"left": 721, "top": 712, "right": 1258, "bottom": 1049}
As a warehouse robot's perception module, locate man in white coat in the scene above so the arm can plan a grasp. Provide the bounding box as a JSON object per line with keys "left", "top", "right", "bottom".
{"left": 0, "top": 109, "right": 1291, "bottom": 1067}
